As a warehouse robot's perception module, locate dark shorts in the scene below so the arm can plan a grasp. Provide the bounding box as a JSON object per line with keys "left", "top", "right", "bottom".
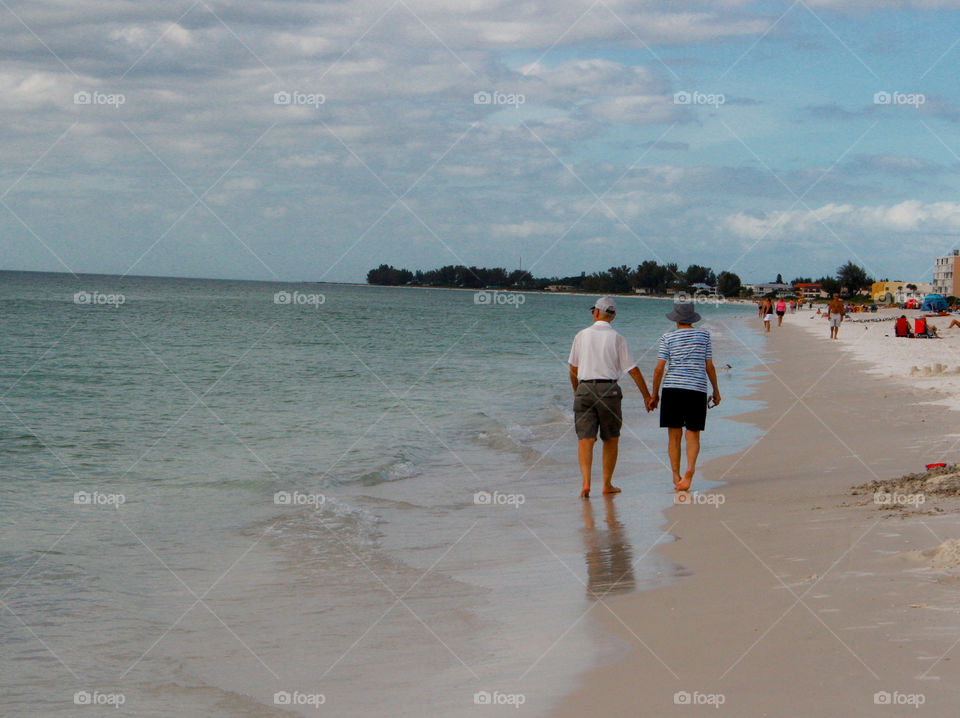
{"left": 776, "top": 310, "right": 785, "bottom": 316}
{"left": 574, "top": 381, "right": 623, "bottom": 441}
{"left": 659, "top": 388, "right": 708, "bottom": 432}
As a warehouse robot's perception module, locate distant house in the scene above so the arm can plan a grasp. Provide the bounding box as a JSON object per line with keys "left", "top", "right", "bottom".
{"left": 934, "top": 250, "right": 960, "bottom": 297}
{"left": 870, "top": 281, "right": 931, "bottom": 303}
{"left": 747, "top": 282, "right": 792, "bottom": 297}
{"left": 690, "top": 282, "right": 716, "bottom": 294}
{"left": 545, "top": 284, "right": 575, "bottom": 292}
{"left": 793, "top": 282, "right": 823, "bottom": 300}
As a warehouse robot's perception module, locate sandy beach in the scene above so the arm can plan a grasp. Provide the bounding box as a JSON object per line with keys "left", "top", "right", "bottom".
{"left": 550, "top": 315, "right": 960, "bottom": 717}
{"left": 794, "top": 306, "right": 960, "bottom": 413}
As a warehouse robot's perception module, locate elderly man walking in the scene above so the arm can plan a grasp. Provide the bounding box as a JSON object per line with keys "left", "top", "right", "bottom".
{"left": 569, "top": 297, "right": 654, "bottom": 499}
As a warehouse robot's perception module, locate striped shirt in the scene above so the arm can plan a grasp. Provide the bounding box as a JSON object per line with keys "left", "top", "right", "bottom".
{"left": 657, "top": 328, "right": 712, "bottom": 393}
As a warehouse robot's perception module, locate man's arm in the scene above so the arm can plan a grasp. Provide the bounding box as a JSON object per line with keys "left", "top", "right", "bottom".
{"left": 569, "top": 364, "right": 578, "bottom": 392}
{"left": 626, "top": 366, "right": 653, "bottom": 411}
{"left": 706, "top": 359, "right": 721, "bottom": 406}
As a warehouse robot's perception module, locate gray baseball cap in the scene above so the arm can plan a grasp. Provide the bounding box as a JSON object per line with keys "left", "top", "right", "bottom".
{"left": 591, "top": 296, "right": 616, "bottom": 314}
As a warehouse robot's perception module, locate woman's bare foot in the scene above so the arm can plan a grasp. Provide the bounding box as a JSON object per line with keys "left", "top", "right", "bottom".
{"left": 580, "top": 488, "right": 590, "bottom": 499}
{"left": 672, "top": 472, "right": 682, "bottom": 489}
{"left": 602, "top": 485, "right": 621, "bottom": 495}
{"left": 676, "top": 469, "right": 693, "bottom": 492}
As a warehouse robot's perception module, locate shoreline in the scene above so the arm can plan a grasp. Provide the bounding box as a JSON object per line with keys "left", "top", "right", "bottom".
{"left": 549, "top": 316, "right": 960, "bottom": 717}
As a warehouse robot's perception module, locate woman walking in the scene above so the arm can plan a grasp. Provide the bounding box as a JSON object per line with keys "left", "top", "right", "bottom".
{"left": 776, "top": 297, "right": 787, "bottom": 326}
{"left": 761, "top": 296, "right": 774, "bottom": 332}
{"left": 651, "top": 302, "right": 721, "bottom": 492}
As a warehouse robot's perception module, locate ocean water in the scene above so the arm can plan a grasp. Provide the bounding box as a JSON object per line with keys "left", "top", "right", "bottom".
{"left": 0, "top": 272, "right": 764, "bottom": 716}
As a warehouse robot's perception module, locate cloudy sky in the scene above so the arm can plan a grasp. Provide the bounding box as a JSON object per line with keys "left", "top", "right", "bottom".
{"left": 2, "top": 0, "right": 960, "bottom": 284}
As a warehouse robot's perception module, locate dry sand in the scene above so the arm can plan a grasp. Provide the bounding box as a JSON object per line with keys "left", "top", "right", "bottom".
{"left": 549, "top": 319, "right": 960, "bottom": 717}
{"left": 794, "top": 306, "right": 960, "bottom": 412}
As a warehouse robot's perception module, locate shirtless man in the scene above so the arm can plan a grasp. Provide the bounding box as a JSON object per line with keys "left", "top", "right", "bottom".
{"left": 827, "top": 293, "right": 845, "bottom": 339}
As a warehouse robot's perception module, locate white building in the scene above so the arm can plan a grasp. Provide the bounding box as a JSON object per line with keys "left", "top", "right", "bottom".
{"left": 934, "top": 250, "right": 960, "bottom": 297}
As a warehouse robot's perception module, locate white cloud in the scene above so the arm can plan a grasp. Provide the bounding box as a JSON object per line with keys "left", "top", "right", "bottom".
{"left": 725, "top": 201, "right": 960, "bottom": 240}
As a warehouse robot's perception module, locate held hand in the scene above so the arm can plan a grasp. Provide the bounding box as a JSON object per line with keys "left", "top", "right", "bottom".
{"left": 645, "top": 395, "right": 658, "bottom": 412}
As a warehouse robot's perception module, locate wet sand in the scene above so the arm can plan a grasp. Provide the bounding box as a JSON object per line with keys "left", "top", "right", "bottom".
{"left": 550, "top": 319, "right": 960, "bottom": 717}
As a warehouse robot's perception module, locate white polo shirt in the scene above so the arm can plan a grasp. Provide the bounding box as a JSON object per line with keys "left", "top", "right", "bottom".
{"left": 568, "top": 321, "right": 637, "bottom": 381}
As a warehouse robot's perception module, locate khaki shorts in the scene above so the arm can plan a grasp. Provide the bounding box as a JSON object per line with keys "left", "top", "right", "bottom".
{"left": 574, "top": 381, "right": 623, "bottom": 440}
{"left": 829, "top": 316, "right": 842, "bottom": 328}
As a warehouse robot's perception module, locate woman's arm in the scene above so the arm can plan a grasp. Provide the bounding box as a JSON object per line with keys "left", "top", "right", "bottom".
{"left": 652, "top": 359, "right": 666, "bottom": 402}
{"left": 705, "top": 359, "right": 721, "bottom": 406}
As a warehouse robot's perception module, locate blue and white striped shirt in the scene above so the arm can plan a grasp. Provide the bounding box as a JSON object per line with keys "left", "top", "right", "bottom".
{"left": 657, "top": 328, "right": 712, "bottom": 393}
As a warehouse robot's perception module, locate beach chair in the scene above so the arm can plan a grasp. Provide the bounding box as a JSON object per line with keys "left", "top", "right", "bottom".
{"left": 895, "top": 316, "right": 913, "bottom": 338}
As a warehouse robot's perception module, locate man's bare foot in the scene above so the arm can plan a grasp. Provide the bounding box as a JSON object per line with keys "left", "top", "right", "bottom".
{"left": 676, "top": 470, "right": 693, "bottom": 492}
{"left": 602, "top": 485, "right": 621, "bottom": 495}
{"left": 672, "top": 472, "right": 682, "bottom": 489}
{"left": 580, "top": 488, "right": 590, "bottom": 499}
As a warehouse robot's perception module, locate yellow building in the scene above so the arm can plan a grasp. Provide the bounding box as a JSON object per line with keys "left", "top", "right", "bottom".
{"left": 870, "top": 281, "right": 931, "bottom": 303}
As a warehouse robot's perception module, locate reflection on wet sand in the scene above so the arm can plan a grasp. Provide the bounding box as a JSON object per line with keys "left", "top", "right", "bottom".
{"left": 581, "top": 496, "right": 635, "bottom": 600}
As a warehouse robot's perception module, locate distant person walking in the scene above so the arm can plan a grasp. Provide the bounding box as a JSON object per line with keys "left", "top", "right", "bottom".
{"left": 776, "top": 298, "right": 787, "bottom": 326}
{"left": 651, "top": 302, "right": 721, "bottom": 493}
{"left": 761, "top": 297, "right": 774, "bottom": 332}
{"left": 569, "top": 297, "right": 654, "bottom": 499}
{"left": 827, "top": 293, "right": 845, "bottom": 339}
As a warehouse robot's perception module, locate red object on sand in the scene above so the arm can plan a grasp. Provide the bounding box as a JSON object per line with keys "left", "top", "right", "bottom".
{"left": 926, "top": 463, "right": 946, "bottom": 470}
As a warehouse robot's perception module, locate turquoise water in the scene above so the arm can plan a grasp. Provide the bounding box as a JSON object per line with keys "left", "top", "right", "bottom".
{"left": 0, "top": 272, "right": 764, "bottom": 716}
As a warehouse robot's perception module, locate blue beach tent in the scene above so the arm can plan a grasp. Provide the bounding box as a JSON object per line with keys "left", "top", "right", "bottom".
{"left": 921, "top": 294, "right": 949, "bottom": 312}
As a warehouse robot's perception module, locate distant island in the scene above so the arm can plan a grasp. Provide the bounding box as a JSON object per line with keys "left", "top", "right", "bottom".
{"left": 367, "top": 261, "right": 745, "bottom": 296}
{"left": 366, "top": 261, "right": 881, "bottom": 300}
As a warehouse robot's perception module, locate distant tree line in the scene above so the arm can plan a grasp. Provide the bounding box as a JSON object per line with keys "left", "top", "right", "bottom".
{"left": 368, "top": 259, "right": 881, "bottom": 299}
{"left": 791, "top": 261, "right": 873, "bottom": 297}
{"left": 367, "top": 262, "right": 743, "bottom": 296}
